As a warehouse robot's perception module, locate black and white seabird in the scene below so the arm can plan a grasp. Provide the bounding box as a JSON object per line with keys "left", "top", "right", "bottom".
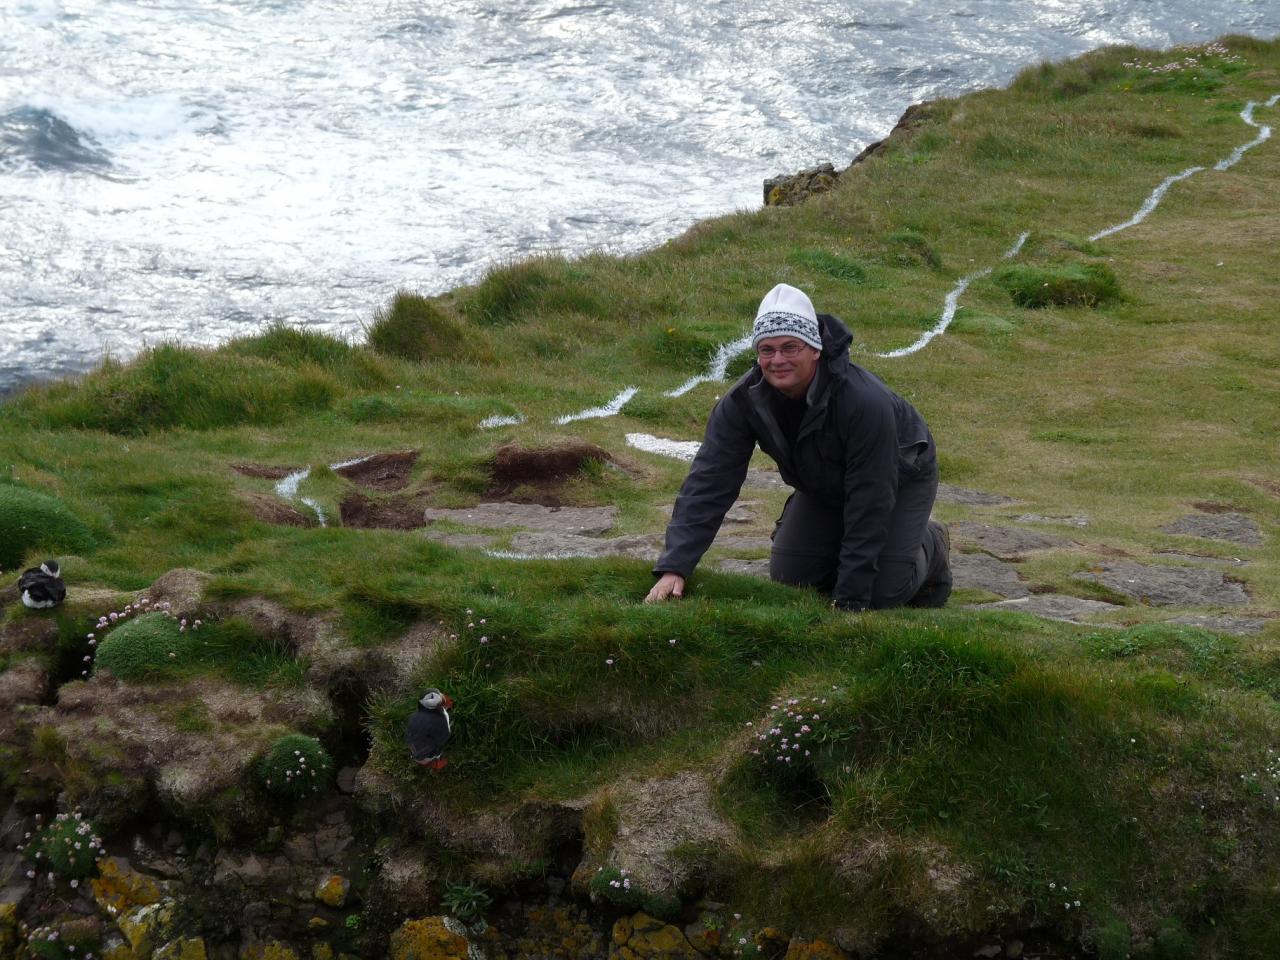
{"left": 19, "top": 559, "right": 66, "bottom": 609}
{"left": 405, "top": 688, "right": 453, "bottom": 770}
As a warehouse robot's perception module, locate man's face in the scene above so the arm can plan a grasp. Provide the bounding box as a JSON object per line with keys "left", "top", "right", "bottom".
{"left": 756, "top": 336, "right": 820, "bottom": 399}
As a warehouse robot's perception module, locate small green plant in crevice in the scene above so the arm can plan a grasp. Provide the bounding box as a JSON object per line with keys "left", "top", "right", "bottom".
{"left": 442, "top": 881, "right": 492, "bottom": 923}
{"left": 257, "top": 733, "right": 334, "bottom": 799}
{"left": 24, "top": 921, "right": 102, "bottom": 960}
{"left": 21, "top": 809, "right": 104, "bottom": 883}
{"left": 589, "top": 866, "right": 682, "bottom": 921}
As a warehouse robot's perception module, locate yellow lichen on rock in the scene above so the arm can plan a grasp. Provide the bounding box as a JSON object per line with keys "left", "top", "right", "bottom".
{"left": 311, "top": 943, "right": 334, "bottom": 960}
{"left": 0, "top": 902, "right": 17, "bottom": 960}
{"left": 610, "top": 912, "right": 701, "bottom": 960}
{"left": 93, "top": 857, "right": 163, "bottom": 918}
{"left": 117, "top": 899, "right": 175, "bottom": 958}
{"left": 315, "top": 873, "right": 350, "bottom": 908}
{"left": 783, "top": 938, "right": 849, "bottom": 960}
{"left": 154, "top": 938, "right": 210, "bottom": 960}
{"left": 101, "top": 938, "right": 138, "bottom": 960}
{"left": 389, "top": 917, "right": 470, "bottom": 960}
{"left": 240, "top": 942, "right": 301, "bottom": 960}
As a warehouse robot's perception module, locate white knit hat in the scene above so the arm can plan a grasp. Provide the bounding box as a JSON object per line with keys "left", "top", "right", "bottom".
{"left": 752, "top": 284, "right": 822, "bottom": 351}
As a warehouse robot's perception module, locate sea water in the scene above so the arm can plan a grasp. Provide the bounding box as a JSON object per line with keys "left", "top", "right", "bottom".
{"left": 1, "top": 0, "right": 1276, "bottom": 392}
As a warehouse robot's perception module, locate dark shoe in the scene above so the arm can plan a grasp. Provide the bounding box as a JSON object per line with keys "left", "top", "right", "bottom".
{"left": 909, "top": 520, "right": 952, "bottom": 608}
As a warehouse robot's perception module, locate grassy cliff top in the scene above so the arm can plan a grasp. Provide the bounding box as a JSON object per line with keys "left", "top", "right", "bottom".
{"left": 2, "top": 35, "right": 1279, "bottom": 959}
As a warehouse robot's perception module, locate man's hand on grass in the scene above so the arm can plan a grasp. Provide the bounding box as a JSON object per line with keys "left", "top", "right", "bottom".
{"left": 644, "top": 572, "right": 685, "bottom": 603}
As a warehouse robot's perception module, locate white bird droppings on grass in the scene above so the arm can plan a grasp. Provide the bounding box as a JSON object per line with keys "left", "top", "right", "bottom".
{"left": 555, "top": 387, "right": 637, "bottom": 424}
{"left": 478, "top": 413, "right": 526, "bottom": 429}
{"left": 1089, "top": 165, "right": 1205, "bottom": 241}
{"left": 274, "top": 454, "right": 376, "bottom": 527}
{"left": 875, "top": 231, "right": 1029, "bottom": 359}
{"left": 1214, "top": 94, "right": 1279, "bottom": 171}
{"left": 666, "top": 333, "right": 754, "bottom": 397}
{"left": 626, "top": 433, "right": 702, "bottom": 461}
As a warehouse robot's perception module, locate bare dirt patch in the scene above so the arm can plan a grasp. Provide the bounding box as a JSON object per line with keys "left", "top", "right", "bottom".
{"left": 1245, "top": 477, "right": 1280, "bottom": 500}
{"left": 231, "top": 462, "right": 297, "bottom": 479}
{"left": 487, "top": 440, "right": 620, "bottom": 504}
{"left": 336, "top": 451, "right": 419, "bottom": 491}
{"left": 1191, "top": 501, "right": 1240, "bottom": 515}
{"left": 340, "top": 490, "right": 433, "bottom": 530}
{"left": 237, "top": 491, "right": 313, "bottom": 527}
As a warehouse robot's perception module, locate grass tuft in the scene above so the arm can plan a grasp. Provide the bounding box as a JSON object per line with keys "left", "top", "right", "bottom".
{"left": 366, "top": 291, "right": 487, "bottom": 363}
{"left": 993, "top": 262, "right": 1120, "bottom": 308}
{"left": 461, "top": 255, "right": 602, "bottom": 325}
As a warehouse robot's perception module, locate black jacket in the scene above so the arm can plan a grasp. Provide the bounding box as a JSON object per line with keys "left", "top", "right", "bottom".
{"left": 654, "top": 313, "right": 935, "bottom": 610}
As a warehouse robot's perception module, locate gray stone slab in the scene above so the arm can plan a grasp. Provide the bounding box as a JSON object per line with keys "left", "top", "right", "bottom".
{"left": 1154, "top": 551, "right": 1250, "bottom": 568}
{"left": 936, "top": 484, "right": 1020, "bottom": 506}
{"left": 979, "top": 594, "right": 1121, "bottom": 622}
{"left": 952, "top": 521, "right": 1072, "bottom": 559}
{"left": 712, "top": 535, "right": 773, "bottom": 552}
{"left": 503, "top": 531, "right": 661, "bottom": 561}
{"left": 718, "top": 558, "right": 771, "bottom": 579}
{"left": 1162, "top": 512, "right": 1262, "bottom": 546}
{"left": 951, "top": 553, "right": 1030, "bottom": 599}
{"left": 1014, "top": 513, "right": 1089, "bottom": 528}
{"left": 743, "top": 469, "right": 792, "bottom": 491}
{"left": 662, "top": 500, "right": 758, "bottom": 524}
{"left": 1072, "top": 561, "right": 1248, "bottom": 607}
{"left": 421, "top": 502, "right": 617, "bottom": 535}
{"left": 1166, "top": 614, "right": 1271, "bottom": 636}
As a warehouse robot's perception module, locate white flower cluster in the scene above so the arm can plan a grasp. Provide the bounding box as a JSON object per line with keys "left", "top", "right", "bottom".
{"left": 746, "top": 695, "right": 829, "bottom": 766}
{"left": 1124, "top": 41, "right": 1242, "bottom": 73}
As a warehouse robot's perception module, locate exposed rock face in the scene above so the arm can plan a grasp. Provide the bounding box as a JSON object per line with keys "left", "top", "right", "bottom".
{"left": 951, "top": 522, "right": 1072, "bottom": 560}
{"left": 979, "top": 594, "right": 1120, "bottom": 622}
{"left": 1162, "top": 512, "right": 1262, "bottom": 546}
{"left": 1166, "top": 614, "right": 1270, "bottom": 636}
{"left": 588, "top": 773, "right": 738, "bottom": 896}
{"left": 718, "top": 558, "right": 770, "bottom": 579}
{"left": 422, "top": 502, "right": 618, "bottom": 536}
{"left": 504, "top": 531, "right": 661, "bottom": 561}
{"left": 951, "top": 553, "right": 1029, "bottom": 599}
{"left": 611, "top": 912, "right": 702, "bottom": 960}
{"left": 1072, "top": 561, "right": 1249, "bottom": 607}
{"left": 935, "top": 484, "right": 1020, "bottom": 506}
{"left": 764, "top": 163, "right": 839, "bottom": 207}
{"left": 389, "top": 916, "right": 471, "bottom": 960}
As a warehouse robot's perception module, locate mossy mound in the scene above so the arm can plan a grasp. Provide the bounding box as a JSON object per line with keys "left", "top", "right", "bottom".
{"left": 94, "top": 612, "right": 198, "bottom": 681}
{"left": 992, "top": 262, "right": 1120, "bottom": 308}
{"left": 0, "top": 484, "right": 94, "bottom": 570}
{"left": 256, "top": 733, "right": 333, "bottom": 799}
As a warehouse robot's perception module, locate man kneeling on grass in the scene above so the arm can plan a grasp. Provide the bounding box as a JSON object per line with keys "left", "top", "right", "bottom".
{"left": 645, "top": 283, "right": 951, "bottom": 611}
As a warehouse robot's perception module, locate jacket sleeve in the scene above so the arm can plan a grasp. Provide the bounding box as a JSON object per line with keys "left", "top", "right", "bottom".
{"left": 654, "top": 394, "right": 757, "bottom": 578}
{"left": 833, "top": 393, "right": 899, "bottom": 610}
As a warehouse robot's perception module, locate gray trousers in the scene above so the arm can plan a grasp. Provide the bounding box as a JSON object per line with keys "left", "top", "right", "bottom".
{"left": 769, "top": 464, "right": 948, "bottom": 609}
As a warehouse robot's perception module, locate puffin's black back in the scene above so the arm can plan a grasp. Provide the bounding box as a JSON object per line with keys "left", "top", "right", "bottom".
{"left": 18, "top": 565, "right": 66, "bottom": 606}
{"left": 405, "top": 706, "right": 451, "bottom": 761}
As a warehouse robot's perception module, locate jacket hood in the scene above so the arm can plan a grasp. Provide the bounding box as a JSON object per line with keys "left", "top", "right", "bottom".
{"left": 817, "top": 313, "right": 853, "bottom": 369}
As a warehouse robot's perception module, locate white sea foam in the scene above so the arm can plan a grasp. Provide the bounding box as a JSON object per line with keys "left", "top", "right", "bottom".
{"left": 626, "top": 433, "right": 702, "bottom": 461}
{"left": 555, "top": 387, "right": 637, "bottom": 424}
{"left": 478, "top": 413, "right": 526, "bottom": 429}
{"left": 666, "top": 333, "right": 754, "bottom": 397}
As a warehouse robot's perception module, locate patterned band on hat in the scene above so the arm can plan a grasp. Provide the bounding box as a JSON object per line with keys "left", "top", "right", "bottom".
{"left": 752, "top": 311, "right": 823, "bottom": 350}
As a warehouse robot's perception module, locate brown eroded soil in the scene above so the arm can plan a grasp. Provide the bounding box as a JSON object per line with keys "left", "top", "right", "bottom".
{"left": 335, "top": 451, "right": 419, "bottom": 491}
{"left": 230, "top": 462, "right": 298, "bottom": 479}
{"left": 339, "top": 490, "right": 434, "bottom": 530}
{"left": 487, "top": 440, "right": 623, "bottom": 505}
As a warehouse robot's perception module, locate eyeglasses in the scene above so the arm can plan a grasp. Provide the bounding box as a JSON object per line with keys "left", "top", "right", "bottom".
{"left": 756, "top": 342, "right": 809, "bottom": 360}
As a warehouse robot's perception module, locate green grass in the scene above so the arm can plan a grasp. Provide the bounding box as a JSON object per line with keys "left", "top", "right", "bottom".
{"left": 0, "top": 483, "right": 95, "bottom": 570}
{"left": 1, "top": 34, "right": 1279, "bottom": 957}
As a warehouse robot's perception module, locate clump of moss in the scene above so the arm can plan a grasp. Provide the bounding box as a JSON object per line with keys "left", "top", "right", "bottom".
{"left": 93, "top": 612, "right": 197, "bottom": 681}
{"left": 993, "top": 262, "right": 1120, "bottom": 308}
{"left": 24, "top": 809, "right": 104, "bottom": 881}
{"left": 257, "top": 733, "right": 333, "bottom": 799}
{"left": 788, "top": 248, "right": 872, "bottom": 285}
{"left": 887, "top": 229, "right": 943, "bottom": 269}
{"left": 0, "top": 484, "right": 94, "bottom": 571}
{"left": 367, "top": 291, "right": 485, "bottom": 362}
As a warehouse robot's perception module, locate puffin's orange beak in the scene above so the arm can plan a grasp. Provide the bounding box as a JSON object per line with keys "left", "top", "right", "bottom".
{"left": 443, "top": 694, "right": 455, "bottom": 709}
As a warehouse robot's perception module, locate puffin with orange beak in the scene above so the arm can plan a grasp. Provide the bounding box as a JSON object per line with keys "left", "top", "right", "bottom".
{"left": 406, "top": 688, "right": 453, "bottom": 769}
